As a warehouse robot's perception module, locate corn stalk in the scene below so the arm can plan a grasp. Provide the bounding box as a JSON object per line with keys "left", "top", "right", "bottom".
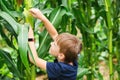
{"left": 23, "top": 0, "right": 36, "bottom": 80}
{"left": 104, "top": 0, "right": 113, "bottom": 80}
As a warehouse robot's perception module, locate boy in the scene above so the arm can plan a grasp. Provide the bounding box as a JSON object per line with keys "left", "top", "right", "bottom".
{"left": 28, "top": 8, "right": 82, "bottom": 80}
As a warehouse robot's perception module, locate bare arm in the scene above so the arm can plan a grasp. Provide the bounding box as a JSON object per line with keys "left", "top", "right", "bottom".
{"left": 29, "top": 8, "right": 58, "bottom": 40}
{"left": 28, "top": 27, "right": 46, "bottom": 70}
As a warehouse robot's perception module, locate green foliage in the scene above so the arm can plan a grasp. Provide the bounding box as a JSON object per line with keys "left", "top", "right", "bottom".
{"left": 0, "top": 0, "right": 120, "bottom": 80}
{"left": 77, "top": 68, "right": 89, "bottom": 79}
{"left": 0, "top": 11, "right": 18, "bottom": 34}
{"left": 72, "top": 0, "right": 120, "bottom": 80}
{"left": 18, "top": 24, "right": 30, "bottom": 73}
{"left": 0, "top": 49, "right": 21, "bottom": 78}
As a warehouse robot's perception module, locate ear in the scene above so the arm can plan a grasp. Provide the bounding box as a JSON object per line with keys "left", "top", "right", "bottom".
{"left": 58, "top": 53, "right": 65, "bottom": 61}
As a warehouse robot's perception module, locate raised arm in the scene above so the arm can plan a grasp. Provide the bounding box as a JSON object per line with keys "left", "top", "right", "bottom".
{"left": 29, "top": 8, "right": 58, "bottom": 40}
{"left": 28, "top": 27, "right": 46, "bottom": 70}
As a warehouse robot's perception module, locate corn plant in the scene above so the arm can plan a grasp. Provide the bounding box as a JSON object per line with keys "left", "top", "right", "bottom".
{"left": 72, "top": 0, "right": 120, "bottom": 80}
{"left": 0, "top": 0, "right": 120, "bottom": 80}
{"left": 0, "top": 0, "right": 73, "bottom": 79}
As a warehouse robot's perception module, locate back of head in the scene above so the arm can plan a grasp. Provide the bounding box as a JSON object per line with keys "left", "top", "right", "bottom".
{"left": 56, "top": 33, "right": 82, "bottom": 63}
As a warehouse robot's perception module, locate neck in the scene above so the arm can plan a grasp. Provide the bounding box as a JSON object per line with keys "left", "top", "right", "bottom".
{"left": 68, "top": 62, "right": 73, "bottom": 66}
{"left": 56, "top": 57, "right": 73, "bottom": 66}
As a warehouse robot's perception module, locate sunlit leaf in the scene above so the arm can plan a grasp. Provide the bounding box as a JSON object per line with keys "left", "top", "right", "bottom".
{"left": 0, "top": 11, "right": 18, "bottom": 34}
{"left": 77, "top": 68, "right": 89, "bottom": 79}
{"left": 18, "top": 24, "right": 30, "bottom": 73}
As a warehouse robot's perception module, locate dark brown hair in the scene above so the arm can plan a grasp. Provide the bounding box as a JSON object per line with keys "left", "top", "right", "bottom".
{"left": 56, "top": 33, "right": 82, "bottom": 63}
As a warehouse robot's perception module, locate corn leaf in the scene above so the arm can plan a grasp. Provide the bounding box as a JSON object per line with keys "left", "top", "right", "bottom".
{"left": 0, "top": 11, "right": 18, "bottom": 34}
{"left": 0, "top": 49, "right": 21, "bottom": 77}
{"left": 0, "top": 0, "right": 11, "bottom": 16}
{"left": 0, "top": 24, "right": 16, "bottom": 49}
{"left": 49, "top": 6, "right": 66, "bottom": 28}
{"left": 18, "top": 24, "right": 30, "bottom": 73}
{"left": 72, "top": 5, "right": 94, "bottom": 33}
{"left": 77, "top": 68, "right": 89, "bottom": 79}
{"left": 94, "top": 72, "right": 103, "bottom": 80}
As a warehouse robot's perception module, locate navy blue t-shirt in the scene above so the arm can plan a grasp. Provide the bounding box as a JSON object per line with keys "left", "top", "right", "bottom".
{"left": 46, "top": 59, "right": 78, "bottom": 80}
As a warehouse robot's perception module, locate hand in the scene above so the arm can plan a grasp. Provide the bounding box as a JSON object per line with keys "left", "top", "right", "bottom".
{"left": 29, "top": 8, "right": 45, "bottom": 21}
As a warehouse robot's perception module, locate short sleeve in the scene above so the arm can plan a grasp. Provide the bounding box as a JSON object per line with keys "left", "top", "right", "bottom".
{"left": 46, "top": 62, "right": 61, "bottom": 78}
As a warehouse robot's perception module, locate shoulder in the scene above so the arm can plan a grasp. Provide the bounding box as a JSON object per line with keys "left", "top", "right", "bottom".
{"left": 46, "top": 61, "right": 78, "bottom": 79}
{"left": 47, "top": 61, "right": 78, "bottom": 71}
{"left": 46, "top": 62, "right": 63, "bottom": 70}
{"left": 46, "top": 62, "right": 63, "bottom": 78}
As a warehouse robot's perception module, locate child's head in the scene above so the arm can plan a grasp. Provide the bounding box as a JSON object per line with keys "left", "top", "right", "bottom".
{"left": 49, "top": 33, "right": 82, "bottom": 63}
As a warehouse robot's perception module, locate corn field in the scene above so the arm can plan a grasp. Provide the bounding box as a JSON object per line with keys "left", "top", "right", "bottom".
{"left": 0, "top": 0, "right": 120, "bottom": 80}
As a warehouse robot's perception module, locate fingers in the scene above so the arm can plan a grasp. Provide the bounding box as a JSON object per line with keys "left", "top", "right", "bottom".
{"left": 29, "top": 8, "right": 38, "bottom": 18}
{"left": 29, "top": 8, "right": 45, "bottom": 20}
{"left": 29, "top": 8, "right": 41, "bottom": 15}
{"left": 29, "top": 8, "right": 36, "bottom": 15}
{"left": 29, "top": 8, "right": 40, "bottom": 13}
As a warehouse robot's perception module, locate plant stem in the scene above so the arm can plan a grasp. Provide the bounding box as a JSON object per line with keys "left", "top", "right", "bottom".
{"left": 104, "top": 0, "right": 113, "bottom": 80}
{"left": 31, "top": 65, "right": 36, "bottom": 80}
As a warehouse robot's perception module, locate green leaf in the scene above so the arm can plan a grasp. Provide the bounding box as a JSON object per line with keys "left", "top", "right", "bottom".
{"left": 0, "top": 56, "right": 5, "bottom": 68}
{"left": 18, "top": 24, "right": 30, "bottom": 73}
{"left": 0, "top": 11, "right": 18, "bottom": 34}
{"left": 94, "top": 72, "right": 103, "bottom": 80}
{"left": 0, "top": 0, "right": 11, "bottom": 15}
{"left": 0, "top": 0, "right": 23, "bottom": 19}
{"left": 0, "top": 49, "right": 21, "bottom": 77}
{"left": 0, "top": 24, "right": 16, "bottom": 49}
{"left": 77, "top": 68, "right": 89, "bottom": 79}
{"left": 49, "top": 6, "right": 66, "bottom": 28}
{"left": 72, "top": 4, "right": 94, "bottom": 33}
